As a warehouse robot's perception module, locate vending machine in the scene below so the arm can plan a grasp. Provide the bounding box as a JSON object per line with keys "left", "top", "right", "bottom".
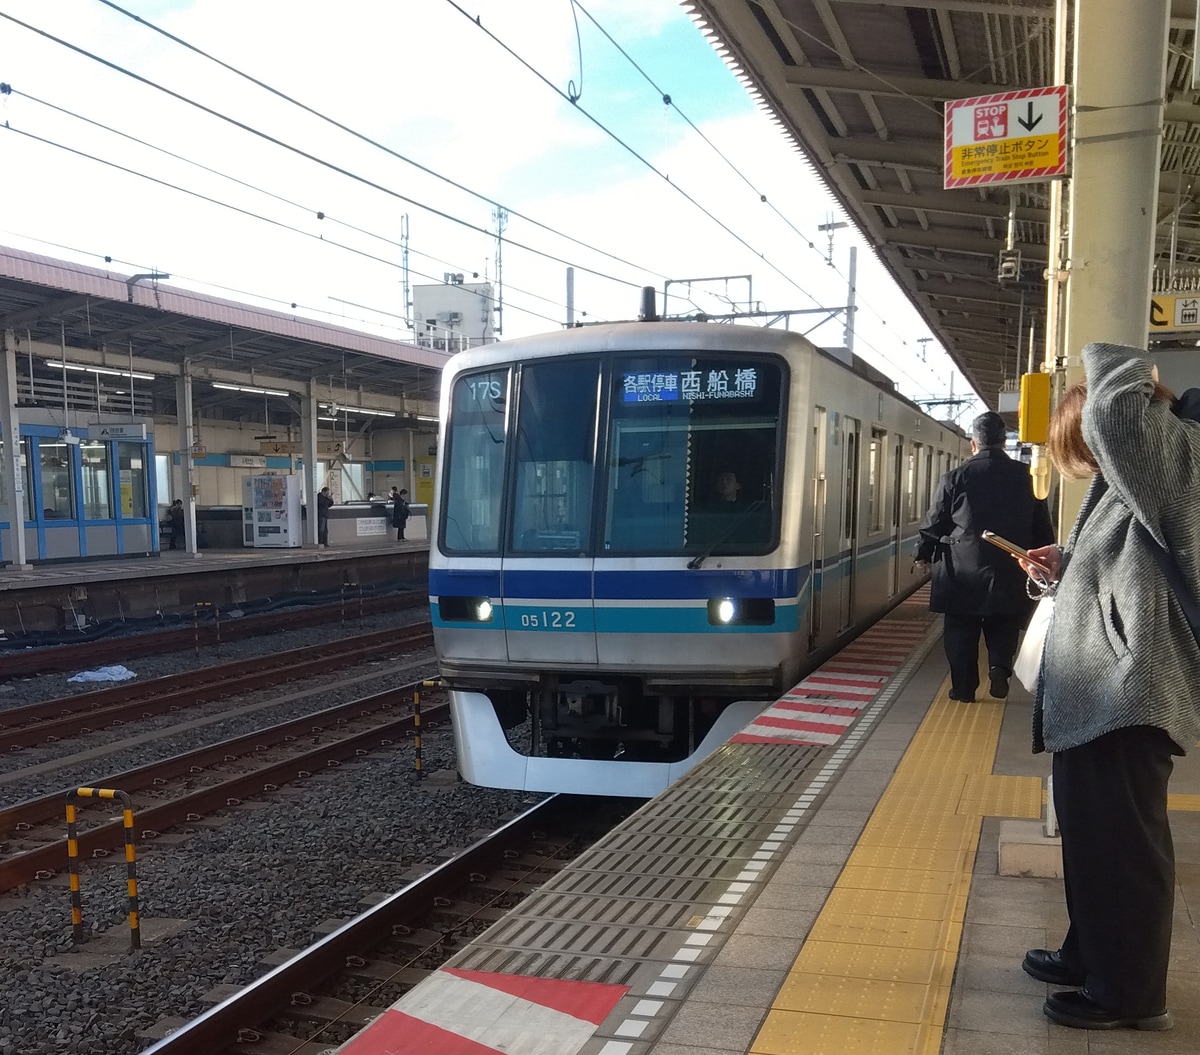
{"left": 242, "top": 474, "right": 302, "bottom": 547}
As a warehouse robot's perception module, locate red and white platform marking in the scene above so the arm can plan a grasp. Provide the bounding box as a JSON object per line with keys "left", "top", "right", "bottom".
{"left": 731, "top": 615, "right": 932, "bottom": 747}
{"left": 337, "top": 967, "right": 628, "bottom": 1055}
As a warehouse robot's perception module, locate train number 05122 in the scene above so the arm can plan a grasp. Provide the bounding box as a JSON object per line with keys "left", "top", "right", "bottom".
{"left": 520, "top": 610, "right": 577, "bottom": 629}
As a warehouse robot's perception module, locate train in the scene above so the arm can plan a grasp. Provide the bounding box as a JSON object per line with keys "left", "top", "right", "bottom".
{"left": 428, "top": 302, "right": 969, "bottom": 796}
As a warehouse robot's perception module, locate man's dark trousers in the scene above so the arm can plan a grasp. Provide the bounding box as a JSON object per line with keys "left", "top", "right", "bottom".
{"left": 942, "top": 612, "right": 1022, "bottom": 699}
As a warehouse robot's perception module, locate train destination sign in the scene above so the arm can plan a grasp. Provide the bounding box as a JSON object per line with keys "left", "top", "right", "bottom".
{"left": 622, "top": 366, "right": 759, "bottom": 403}
{"left": 944, "top": 86, "right": 1068, "bottom": 189}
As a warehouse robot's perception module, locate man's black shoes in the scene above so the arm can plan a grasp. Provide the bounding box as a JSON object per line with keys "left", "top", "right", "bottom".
{"left": 1043, "top": 990, "right": 1173, "bottom": 1031}
{"left": 1022, "top": 948, "right": 1084, "bottom": 986}
{"left": 988, "top": 666, "right": 1010, "bottom": 699}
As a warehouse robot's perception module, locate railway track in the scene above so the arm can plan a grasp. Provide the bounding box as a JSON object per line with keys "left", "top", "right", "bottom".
{"left": 0, "top": 687, "right": 450, "bottom": 891}
{"left": 136, "top": 795, "right": 631, "bottom": 1055}
{"left": 0, "top": 588, "right": 424, "bottom": 678}
{"left": 0, "top": 622, "right": 434, "bottom": 751}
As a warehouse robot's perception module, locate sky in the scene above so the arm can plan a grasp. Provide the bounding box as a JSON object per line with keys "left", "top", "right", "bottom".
{"left": 0, "top": 0, "right": 982, "bottom": 418}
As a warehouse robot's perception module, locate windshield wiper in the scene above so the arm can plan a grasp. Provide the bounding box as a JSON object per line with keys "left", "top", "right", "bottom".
{"left": 686, "top": 499, "right": 766, "bottom": 570}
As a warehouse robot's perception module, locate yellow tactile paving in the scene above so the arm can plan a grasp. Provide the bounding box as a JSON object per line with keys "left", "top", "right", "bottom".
{"left": 749, "top": 681, "right": 1040, "bottom": 1055}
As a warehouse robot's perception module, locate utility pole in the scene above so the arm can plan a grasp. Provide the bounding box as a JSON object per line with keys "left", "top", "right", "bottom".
{"left": 492, "top": 206, "right": 508, "bottom": 338}
{"left": 400, "top": 213, "right": 411, "bottom": 333}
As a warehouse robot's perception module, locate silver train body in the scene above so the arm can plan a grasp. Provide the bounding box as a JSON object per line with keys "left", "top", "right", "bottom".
{"left": 429, "top": 321, "right": 969, "bottom": 796}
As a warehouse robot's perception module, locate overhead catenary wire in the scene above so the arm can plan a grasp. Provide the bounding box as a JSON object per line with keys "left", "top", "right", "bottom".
{"left": 574, "top": 0, "right": 949, "bottom": 371}
{"left": 438, "top": 1, "right": 951, "bottom": 396}
{"left": 3, "top": 87, "right": 574, "bottom": 325}
{"left": 440, "top": 0, "right": 829, "bottom": 314}
{"left": 90, "top": 0, "right": 668, "bottom": 285}
{"left": 0, "top": 120, "right": 570, "bottom": 334}
{"left": 0, "top": 9, "right": 661, "bottom": 299}
{"left": 2, "top": 5, "right": 954, "bottom": 401}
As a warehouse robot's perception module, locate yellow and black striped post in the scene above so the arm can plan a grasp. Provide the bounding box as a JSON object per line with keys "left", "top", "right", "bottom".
{"left": 65, "top": 788, "right": 141, "bottom": 950}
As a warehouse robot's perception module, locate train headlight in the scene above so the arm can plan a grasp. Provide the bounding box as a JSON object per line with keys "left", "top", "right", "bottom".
{"left": 707, "top": 597, "right": 775, "bottom": 626}
{"left": 438, "top": 596, "right": 495, "bottom": 623}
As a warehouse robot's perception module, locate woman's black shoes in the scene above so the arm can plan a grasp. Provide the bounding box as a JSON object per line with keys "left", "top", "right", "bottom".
{"left": 1043, "top": 990, "right": 1173, "bottom": 1031}
{"left": 1022, "top": 948, "right": 1084, "bottom": 986}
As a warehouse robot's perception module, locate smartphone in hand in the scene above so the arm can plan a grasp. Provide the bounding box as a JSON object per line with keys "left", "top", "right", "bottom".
{"left": 982, "top": 530, "right": 1053, "bottom": 575}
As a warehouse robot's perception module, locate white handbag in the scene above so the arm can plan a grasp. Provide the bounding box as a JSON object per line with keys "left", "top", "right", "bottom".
{"left": 1014, "top": 596, "right": 1054, "bottom": 693}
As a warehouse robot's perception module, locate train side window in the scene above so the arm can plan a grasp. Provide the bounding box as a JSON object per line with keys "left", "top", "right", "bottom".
{"left": 909, "top": 442, "right": 922, "bottom": 522}
{"left": 867, "top": 428, "right": 886, "bottom": 533}
{"left": 510, "top": 359, "right": 599, "bottom": 553}
{"left": 442, "top": 368, "right": 509, "bottom": 553}
{"left": 842, "top": 421, "right": 859, "bottom": 543}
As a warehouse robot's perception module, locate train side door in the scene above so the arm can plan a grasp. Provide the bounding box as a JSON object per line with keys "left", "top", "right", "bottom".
{"left": 838, "top": 417, "right": 861, "bottom": 630}
{"left": 807, "top": 406, "right": 828, "bottom": 647}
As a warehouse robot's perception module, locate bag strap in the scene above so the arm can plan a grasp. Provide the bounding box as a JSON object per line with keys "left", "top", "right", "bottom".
{"left": 1135, "top": 522, "right": 1200, "bottom": 647}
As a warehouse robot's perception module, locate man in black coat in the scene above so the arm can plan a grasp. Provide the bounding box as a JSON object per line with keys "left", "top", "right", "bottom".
{"left": 914, "top": 411, "right": 1056, "bottom": 702}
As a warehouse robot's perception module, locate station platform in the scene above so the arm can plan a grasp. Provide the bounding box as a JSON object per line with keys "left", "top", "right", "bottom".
{"left": 335, "top": 589, "right": 1200, "bottom": 1055}
{"left": 0, "top": 540, "right": 429, "bottom": 632}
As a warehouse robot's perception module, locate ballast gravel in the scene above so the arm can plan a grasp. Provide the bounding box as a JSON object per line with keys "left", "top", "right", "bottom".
{"left": 0, "top": 606, "right": 539, "bottom": 1055}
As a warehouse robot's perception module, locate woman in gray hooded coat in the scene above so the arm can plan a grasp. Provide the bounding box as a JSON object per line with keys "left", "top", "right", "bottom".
{"left": 1020, "top": 343, "right": 1200, "bottom": 1031}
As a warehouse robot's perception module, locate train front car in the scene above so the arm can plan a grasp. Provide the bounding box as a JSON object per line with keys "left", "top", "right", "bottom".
{"left": 430, "top": 321, "right": 809, "bottom": 797}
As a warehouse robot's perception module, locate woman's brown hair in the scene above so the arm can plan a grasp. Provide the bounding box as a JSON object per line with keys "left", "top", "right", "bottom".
{"left": 1047, "top": 379, "right": 1177, "bottom": 479}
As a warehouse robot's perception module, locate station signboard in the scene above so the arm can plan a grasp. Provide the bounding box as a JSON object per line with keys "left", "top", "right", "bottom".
{"left": 944, "top": 86, "right": 1068, "bottom": 189}
{"left": 259, "top": 440, "right": 301, "bottom": 455}
{"left": 257, "top": 440, "right": 347, "bottom": 456}
{"left": 1149, "top": 293, "right": 1200, "bottom": 333}
{"left": 87, "top": 422, "right": 147, "bottom": 440}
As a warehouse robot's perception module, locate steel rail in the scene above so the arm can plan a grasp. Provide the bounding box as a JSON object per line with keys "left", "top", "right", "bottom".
{"left": 0, "top": 701, "right": 450, "bottom": 891}
{"left": 135, "top": 796, "right": 571, "bottom": 1055}
{"left": 0, "top": 685, "right": 445, "bottom": 837}
{"left": 0, "top": 591, "right": 422, "bottom": 677}
{"left": 0, "top": 624, "right": 433, "bottom": 751}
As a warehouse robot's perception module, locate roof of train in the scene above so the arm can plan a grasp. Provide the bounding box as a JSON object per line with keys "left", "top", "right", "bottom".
{"left": 442, "top": 317, "right": 965, "bottom": 431}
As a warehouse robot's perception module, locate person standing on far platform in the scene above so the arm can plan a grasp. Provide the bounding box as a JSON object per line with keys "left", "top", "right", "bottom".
{"left": 166, "top": 498, "right": 184, "bottom": 551}
{"left": 1018, "top": 344, "right": 1200, "bottom": 1032}
{"left": 316, "top": 486, "right": 333, "bottom": 547}
{"left": 391, "top": 487, "right": 410, "bottom": 541}
{"left": 913, "top": 411, "right": 1055, "bottom": 702}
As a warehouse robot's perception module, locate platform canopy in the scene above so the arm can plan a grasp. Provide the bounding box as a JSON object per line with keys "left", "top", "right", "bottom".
{"left": 0, "top": 245, "right": 452, "bottom": 429}
{"left": 687, "top": 0, "right": 1200, "bottom": 406}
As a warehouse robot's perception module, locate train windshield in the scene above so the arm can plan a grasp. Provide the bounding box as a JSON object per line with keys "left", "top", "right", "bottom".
{"left": 442, "top": 368, "right": 509, "bottom": 553}
{"left": 510, "top": 358, "right": 599, "bottom": 552}
{"left": 603, "top": 355, "right": 782, "bottom": 554}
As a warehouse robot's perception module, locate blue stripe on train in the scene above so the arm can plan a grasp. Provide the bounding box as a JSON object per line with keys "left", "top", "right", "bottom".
{"left": 430, "top": 601, "right": 801, "bottom": 634}
{"left": 429, "top": 566, "right": 805, "bottom": 599}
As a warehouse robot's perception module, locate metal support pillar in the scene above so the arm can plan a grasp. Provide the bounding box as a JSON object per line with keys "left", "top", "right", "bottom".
{"left": 1055, "top": 0, "right": 1169, "bottom": 528}
{"left": 0, "top": 329, "right": 29, "bottom": 567}
{"left": 301, "top": 388, "right": 319, "bottom": 547}
{"left": 175, "top": 372, "right": 198, "bottom": 555}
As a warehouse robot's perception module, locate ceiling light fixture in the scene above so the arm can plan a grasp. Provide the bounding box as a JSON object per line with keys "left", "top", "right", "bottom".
{"left": 46, "top": 359, "right": 155, "bottom": 381}
{"left": 328, "top": 404, "right": 395, "bottom": 418}
{"left": 212, "top": 382, "right": 291, "bottom": 397}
